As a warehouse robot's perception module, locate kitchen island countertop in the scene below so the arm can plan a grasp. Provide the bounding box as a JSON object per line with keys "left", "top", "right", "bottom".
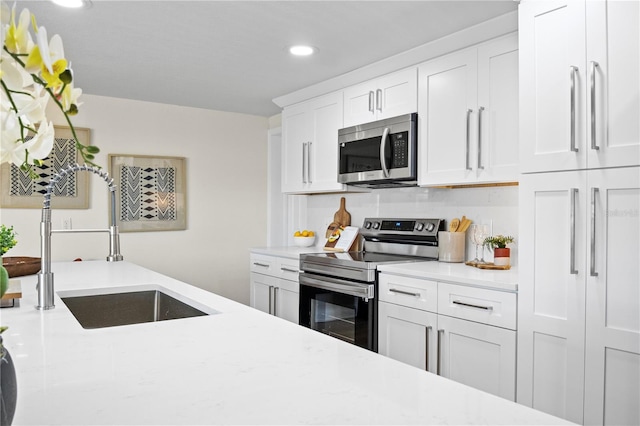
{"left": 2, "top": 260, "right": 567, "bottom": 425}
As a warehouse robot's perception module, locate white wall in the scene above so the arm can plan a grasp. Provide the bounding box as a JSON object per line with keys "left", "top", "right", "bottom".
{"left": 0, "top": 94, "right": 269, "bottom": 304}
{"left": 286, "top": 185, "right": 519, "bottom": 265}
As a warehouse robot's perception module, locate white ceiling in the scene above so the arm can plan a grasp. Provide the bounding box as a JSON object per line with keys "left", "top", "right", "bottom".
{"left": 21, "top": 1, "right": 518, "bottom": 117}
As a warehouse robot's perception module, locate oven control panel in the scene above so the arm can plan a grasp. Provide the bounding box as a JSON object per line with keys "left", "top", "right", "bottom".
{"left": 361, "top": 218, "right": 445, "bottom": 237}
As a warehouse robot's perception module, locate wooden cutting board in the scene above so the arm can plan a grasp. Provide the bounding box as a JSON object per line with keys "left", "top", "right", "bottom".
{"left": 333, "top": 197, "right": 351, "bottom": 227}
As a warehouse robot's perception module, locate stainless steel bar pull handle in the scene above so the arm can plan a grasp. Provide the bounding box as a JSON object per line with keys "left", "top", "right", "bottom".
{"left": 368, "top": 91, "right": 375, "bottom": 113}
{"left": 388, "top": 288, "right": 420, "bottom": 298}
{"left": 590, "top": 187, "right": 599, "bottom": 277}
{"left": 280, "top": 267, "right": 299, "bottom": 273}
{"left": 437, "top": 329, "right": 444, "bottom": 375}
{"left": 253, "top": 262, "right": 270, "bottom": 268}
{"left": 376, "top": 88, "right": 383, "bottom": 112}
{"left": 570, "top": 66, "right": 579, "bottom": 152}
{"left": 570, "top": 188, "right": 578, "bottom": 275}
{"left": 425, "top": 325, "right": 432, "bottom": 371}
{"left": 452, "top": 300, "right": 493, "bottom": 311}
{"left": 268, "top": 286, "right": 274, "bottom": 315}
{"left": 302, "top": 142, "right": 307, "bottom": 183}
{"left": 466, "top": 109, "right": 473, "bottom": 171}
{"left": 273, "top": 287, "right": 278, "bottom": 316}
{"left": 590, "top": 61, "right": 600, "bottom": 151}
{"left": 477, "top": 106, "right": 485, "bottom": 170}
{"left": 307, "top": 141, "right": 312, "bottom": 183}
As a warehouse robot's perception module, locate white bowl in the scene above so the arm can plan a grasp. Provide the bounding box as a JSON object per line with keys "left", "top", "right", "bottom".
{"left": 293, "top": 236, "right": 316, "bottom": 247}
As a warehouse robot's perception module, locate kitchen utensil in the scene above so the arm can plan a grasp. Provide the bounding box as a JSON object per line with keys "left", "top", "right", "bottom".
{"left": 333, "top": 197, "right": 351, "bottom": 227}
{"left": 458, "top": 217, "right": 472, "bottom": 233}
{"left": 449, "top": 218, "right": 460, "bottom": 232}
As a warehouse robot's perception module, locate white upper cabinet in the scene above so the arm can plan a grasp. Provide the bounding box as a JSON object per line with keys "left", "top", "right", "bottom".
{"left": 519, "top": 0, "right": 640, "bottom": 173}
{"left": 418, "top": 33, "right": 519, "bottom": 186}
{"left": 281, "top": 91, "right": 346, "bottom": 194}
{"left": 343, "top": 67, "right": 417, "bottom": 127}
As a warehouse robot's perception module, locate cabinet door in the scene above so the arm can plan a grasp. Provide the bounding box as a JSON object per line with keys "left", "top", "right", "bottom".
{"left": 274, "top": 285, "right": 299, "bottom": 324}
{"left": 378, "top": 301, "right": 438, "bottom": 372}
{"left": 343, "top": 81, "right": 377, "bottom": 127}
{"left": 517, "top": 171, "right": 587, "bottom": 423}
{"left": 519, "top": 0, "right": 587, "bottom": 173}
{"left": 584, "top": 167, "right": 640, "bottom": 426}
{"left": 476, "top": 33, "right": 519, "bottom": 183}
{"left": 437, "top": 315, "right": 516, "bottom": 401}
{"left": 307, "top": 91, "right": 344, "bottom": 192}
{"left": 343, "top": 68, "right": 417, "bottom": 127}
{"left": 281, "top": 103, "right": 310, "bottom": 193}
{"left": 418, "top": 48, "right": 478, "bottom": 186}
{"left": 375, "top": 67, "right": 417, "bottom": 121}
{"left": 586, "top": 0, "right": 640, "bottom": 169}
{"left": 250, "top": 273, "right": 276, "bottom": 315}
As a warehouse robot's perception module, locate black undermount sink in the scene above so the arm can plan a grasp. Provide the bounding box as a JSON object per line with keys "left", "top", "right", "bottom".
{"left": 60, "top": 285, "right": 217, "bottom": 329}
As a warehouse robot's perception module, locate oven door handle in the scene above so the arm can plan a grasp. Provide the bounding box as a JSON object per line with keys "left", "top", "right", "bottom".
{"left": 299, "top": 273, "right": 374, "bottom": 300}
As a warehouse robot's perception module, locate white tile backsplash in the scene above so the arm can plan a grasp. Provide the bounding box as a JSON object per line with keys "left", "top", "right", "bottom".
{"left": 289, "top": 185, "right": 519, "bottom": 265}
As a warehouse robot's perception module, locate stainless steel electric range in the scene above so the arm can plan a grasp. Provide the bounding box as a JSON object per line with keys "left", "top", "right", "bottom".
{"left": 298, "top": 217, "right": 445, "bottom": 351}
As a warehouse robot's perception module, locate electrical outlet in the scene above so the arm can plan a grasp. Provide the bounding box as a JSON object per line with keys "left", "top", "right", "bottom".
{"left": 62, "top": 217, "right": 72, "bottom": 230}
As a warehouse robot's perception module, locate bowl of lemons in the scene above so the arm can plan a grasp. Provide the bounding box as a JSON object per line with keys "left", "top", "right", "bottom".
{"left": 293, "top": 230, "right": 316, "bottom": 247}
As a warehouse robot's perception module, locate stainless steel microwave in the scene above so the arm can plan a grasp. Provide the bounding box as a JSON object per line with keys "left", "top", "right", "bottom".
{"left": 337, "top": 113, "right": 417, "bottom": 188}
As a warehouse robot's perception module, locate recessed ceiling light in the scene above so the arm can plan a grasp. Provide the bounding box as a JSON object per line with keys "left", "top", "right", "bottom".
{"left": 50, "top": 0, "right": 91, "bottom": 8}
{"left": 289, "top": 45, "right": 316, "bottom": 56}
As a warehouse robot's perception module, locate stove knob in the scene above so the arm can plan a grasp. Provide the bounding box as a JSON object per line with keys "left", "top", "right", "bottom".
{"left": 415, "top": 222, "right": 425, "bottom": 231}
{"left": 372, "top": 222, "right": 381, "bottom": 230}
{"left": 425, "top": 222, "right": 436, "bottom": 232}
{"left": 364, "top": 221, "right": 372, "bottom": 229}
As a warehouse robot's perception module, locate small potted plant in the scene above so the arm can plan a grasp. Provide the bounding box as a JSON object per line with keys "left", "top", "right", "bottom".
{"left": 483, "top": 235, "right": 515, "bottom": 267}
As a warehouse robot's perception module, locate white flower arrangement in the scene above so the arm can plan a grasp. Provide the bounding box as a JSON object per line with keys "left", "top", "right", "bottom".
{"left": 0, "top": 1, "right": 99, "bottom": 177}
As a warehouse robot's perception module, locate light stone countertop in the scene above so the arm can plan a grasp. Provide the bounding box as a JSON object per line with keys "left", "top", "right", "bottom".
{"left": 250, "top": 246, "right": 326, "bottom": 259}
{"left": 378, "top": 261, "right": 519, "bottom": 292}
{"left": 252, "top": 247, "right": 518, "bottom": 292}
{"left": 1, "top": 260, "right": 566, "bottom": 425}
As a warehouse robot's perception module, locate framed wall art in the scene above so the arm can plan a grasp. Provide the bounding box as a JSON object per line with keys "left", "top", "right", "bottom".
{"left": 108, "top": 154, "right": 187, "bottom": 232}
{"left": 0, "top": 126, "right": 92, "bottom": 209}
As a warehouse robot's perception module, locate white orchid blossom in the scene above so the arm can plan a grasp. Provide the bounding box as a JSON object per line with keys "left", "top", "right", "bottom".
{"left": 0, "top": 0, "right": 98, "bottom": 175}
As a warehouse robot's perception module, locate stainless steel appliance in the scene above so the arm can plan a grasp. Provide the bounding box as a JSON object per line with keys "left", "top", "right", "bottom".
{"left": 337, "top": 113, "right": 417, "bottom": 188}
{"left": 299, "top": 217, "right": 445, "bottom": 351}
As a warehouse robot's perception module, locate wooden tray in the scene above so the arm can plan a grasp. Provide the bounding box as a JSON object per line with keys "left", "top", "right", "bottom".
{"left": 465, "top": 261, "right": 511, "bottom": 270}
{"left": 2, "top": 256, "right": 41, "bottom": 278}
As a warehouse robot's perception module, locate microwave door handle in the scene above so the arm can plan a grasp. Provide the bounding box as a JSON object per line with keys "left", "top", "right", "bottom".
{"left": 380, "top": 127, "right": 391, "bottom": 178}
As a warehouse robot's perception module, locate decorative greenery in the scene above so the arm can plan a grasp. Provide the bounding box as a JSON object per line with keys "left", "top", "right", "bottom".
{"left": 483, "top": 234, "right": 515, "bottom": 251}
{"left": 1, "top": 1, "right": 100, "bottom": 178}
{"left": 0, "top": 224, "right": 17, "bottom": 256}
{"left": 0, "top": 224, "right": 14, "bottom": 338}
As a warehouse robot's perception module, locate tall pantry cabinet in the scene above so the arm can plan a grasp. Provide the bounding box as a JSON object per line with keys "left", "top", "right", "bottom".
{"left": 517, "top": 1, "right": 640, "bottom": 425}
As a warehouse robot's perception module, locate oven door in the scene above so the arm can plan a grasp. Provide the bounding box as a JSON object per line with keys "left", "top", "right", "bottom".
{"left": 299, "top": 272, "right": 377, "bottom": 352}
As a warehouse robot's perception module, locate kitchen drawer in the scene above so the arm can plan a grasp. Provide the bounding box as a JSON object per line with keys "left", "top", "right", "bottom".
{"left": 379, "top": 273, "right": 438, "bottom": 313}
{"left": 437, "top": 283, "right": 516, "bottom": 330}
{"left": 278, "top": 257, "right": 301, "bottom": 281}
{"left": 250, "top": 254, "right": 277, "bottom": 275}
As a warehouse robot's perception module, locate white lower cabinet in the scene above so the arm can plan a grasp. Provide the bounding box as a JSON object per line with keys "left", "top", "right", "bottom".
{"left": 250, "top": 253, "right": 300, "bottom": 324}
{"left": 378, "top": 301, "right": 438, "bottom": 372}
{"left": 437, "top": 315, "right": 516, "bottom": 401}
{"left": 378, "top": 272, "right": 517, "bottom": 401}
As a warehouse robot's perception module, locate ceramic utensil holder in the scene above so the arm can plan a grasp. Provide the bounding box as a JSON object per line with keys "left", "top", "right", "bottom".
{"left": 438, "top": 231, "right": 465, "bottom": 263}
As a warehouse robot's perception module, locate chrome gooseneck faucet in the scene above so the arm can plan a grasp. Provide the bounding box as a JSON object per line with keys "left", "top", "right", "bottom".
{"left": 36, "top": 164, "right": 124, "bottom": 310}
